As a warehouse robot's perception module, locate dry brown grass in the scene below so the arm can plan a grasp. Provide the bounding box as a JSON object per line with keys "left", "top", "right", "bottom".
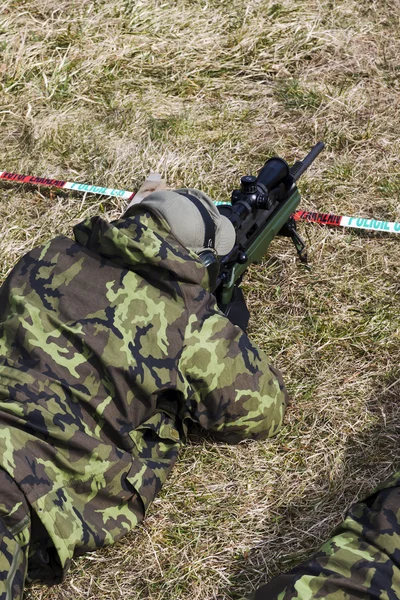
{"left": 1, "top": 0, "right": 400, "bottom": 598}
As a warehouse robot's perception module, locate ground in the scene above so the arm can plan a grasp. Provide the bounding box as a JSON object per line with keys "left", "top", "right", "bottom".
{"left": 1, "top": 0, "right": 400, "bottom": 598}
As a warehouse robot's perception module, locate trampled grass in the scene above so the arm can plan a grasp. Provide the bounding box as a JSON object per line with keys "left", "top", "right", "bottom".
{"left": 1, "top": 0, "right": 400, "bottom": 598}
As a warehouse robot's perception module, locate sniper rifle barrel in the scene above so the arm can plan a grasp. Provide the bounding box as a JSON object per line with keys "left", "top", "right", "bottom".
{"left": 291, "top": 141, "right": 325, "bottom": 182}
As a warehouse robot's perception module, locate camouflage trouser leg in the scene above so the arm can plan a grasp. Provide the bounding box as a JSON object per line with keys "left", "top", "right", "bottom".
{"left": 252, "top": 481, "right": 400, "bottom": 599}
{"left": 0, "top": 470, "right": 30, "bottom": 600}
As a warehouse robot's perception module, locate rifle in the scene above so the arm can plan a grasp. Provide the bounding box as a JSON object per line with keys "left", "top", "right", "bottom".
{"left": 213, "top": 142, "right": 324, "bottom": 315}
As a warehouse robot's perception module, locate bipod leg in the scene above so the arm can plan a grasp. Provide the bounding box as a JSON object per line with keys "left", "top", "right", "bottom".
{"left": 279, "top": 217, "right": 308, "bottom": 264}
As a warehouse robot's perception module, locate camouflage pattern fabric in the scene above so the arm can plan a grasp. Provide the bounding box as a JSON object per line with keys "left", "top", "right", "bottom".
{"left": 251, "top": 471, "right": 400, "bottom": 599}
{"left": 0, "top": 469, "right": 30, "bottom": 600}
{"left": 0, "top": 204, "right": 288, "bottom": 592}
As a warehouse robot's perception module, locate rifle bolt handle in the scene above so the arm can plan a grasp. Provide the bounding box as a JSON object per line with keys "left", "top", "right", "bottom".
{"left": 237, "top": 252, "right": 248, "bottom": 264}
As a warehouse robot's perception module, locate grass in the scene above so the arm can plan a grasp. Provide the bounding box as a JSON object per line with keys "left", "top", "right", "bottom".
{"left": 1, "top": 0, "right": 400, "bottom": 598}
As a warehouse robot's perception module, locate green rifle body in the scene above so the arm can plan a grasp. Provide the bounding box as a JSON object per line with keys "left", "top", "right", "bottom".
{"left": 214, "top": 142, "right": 324, "bottom": 310}
{"left": 217, "top": 187, "right": 301, "bottom": 307}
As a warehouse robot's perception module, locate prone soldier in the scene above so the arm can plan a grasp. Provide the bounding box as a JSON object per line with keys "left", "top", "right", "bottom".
{"left": 0, "top": 182, "right": 289, "bottom": 598}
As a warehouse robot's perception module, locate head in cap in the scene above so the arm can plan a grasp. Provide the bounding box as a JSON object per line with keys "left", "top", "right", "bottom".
{"left": 140, "top": 188, "right": 236, "bottom": 257}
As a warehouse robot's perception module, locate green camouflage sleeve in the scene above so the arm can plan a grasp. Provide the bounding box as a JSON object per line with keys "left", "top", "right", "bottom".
{"left": 0, "top": 471, "right": 31, "bottom": 600}
{"left": 251, "top": 472, "right": 400, "bottom": 599}
{"left": 180, "top": 286, "right": 289, "bottom": 443}
{"left": 0, "top": 517, "right": 29, "bottom": 600}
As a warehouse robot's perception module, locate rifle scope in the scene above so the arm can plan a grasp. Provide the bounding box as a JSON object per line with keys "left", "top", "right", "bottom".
{"left": 256, "top": 157, "right": 290, "bottom": 202}
{"left": 220, "top": 142, "right": 325, "bottom": 227}
{"left": 228, "top": 156, "right": 291, "bottom": 219}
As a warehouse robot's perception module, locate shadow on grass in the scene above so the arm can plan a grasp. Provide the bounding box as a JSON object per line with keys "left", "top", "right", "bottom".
{"left": 228, "top": 376, "right": 400, "bottom": 599}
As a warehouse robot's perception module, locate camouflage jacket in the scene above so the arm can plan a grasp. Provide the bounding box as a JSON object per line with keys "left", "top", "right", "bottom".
{"left": 0, "top": 205, "right": 288, "bottom": 590}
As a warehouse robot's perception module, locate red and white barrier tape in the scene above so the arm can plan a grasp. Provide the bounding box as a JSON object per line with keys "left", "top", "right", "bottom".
{"left": 0, "top": 170, "right": 135, "bottom": 201}
{"left": 293, "top": 210, "right": 400, "bottom": 234}
{"left": 1, "top": 170, "right": 399, "bottom": 235}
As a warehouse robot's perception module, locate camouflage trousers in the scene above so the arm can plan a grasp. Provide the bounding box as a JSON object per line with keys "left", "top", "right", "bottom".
{"left": 252, "top": 471, "right": 400, "bottom": 599}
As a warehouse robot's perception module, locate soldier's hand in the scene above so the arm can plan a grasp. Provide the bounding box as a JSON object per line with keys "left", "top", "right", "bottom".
{"left": 125, "top": 173, "right": 166, "bottom": 211}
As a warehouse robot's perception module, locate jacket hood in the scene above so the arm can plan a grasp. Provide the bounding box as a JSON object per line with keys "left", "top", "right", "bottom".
{"left": 73, "top": 206, "right": 210, "bottom": 289}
